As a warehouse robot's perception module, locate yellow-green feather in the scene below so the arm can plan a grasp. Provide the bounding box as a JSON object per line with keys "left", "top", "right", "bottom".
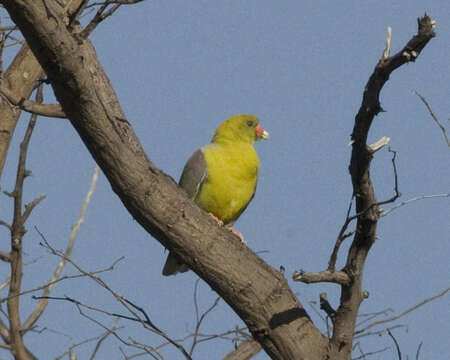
{"left": 196, "top": 114, "right": 261, "bottom": 224}
{"left": 198, "top": 141, "right": 259, "bottom": 224}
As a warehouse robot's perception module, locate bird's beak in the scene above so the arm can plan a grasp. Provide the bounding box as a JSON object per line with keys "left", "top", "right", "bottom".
{"left": 255, "top": 124, "right": 270, "bottom": 140}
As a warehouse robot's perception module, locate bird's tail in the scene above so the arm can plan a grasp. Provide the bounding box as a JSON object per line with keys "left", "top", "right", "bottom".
{"left": 162, "top": 252, "right": 189, "bottom": 276}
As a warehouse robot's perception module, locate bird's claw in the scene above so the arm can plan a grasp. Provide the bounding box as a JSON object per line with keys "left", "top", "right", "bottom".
{"left": 208, "top": 212, "right": 224, "bottom": 226}
{"left": 227, "top": 226, "right": 246, "bottom": 244}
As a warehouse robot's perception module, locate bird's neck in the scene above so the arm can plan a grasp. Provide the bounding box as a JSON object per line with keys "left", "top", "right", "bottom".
{"left": 212, "top": 136, "right": 254, "bottom": 148}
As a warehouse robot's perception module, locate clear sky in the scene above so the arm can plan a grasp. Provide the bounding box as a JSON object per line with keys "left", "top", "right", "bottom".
{"left": 0, "top": 1, "right": 449, "bottom": 359}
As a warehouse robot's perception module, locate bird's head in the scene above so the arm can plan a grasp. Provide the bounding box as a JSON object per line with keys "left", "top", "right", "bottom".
{"left": 212, "top": 114, "right": 270, "bottom": 145}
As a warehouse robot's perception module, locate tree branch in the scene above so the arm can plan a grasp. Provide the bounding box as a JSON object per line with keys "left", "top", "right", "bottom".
{"left": 354, "top": 287, "right": 449, "bottom": 335}
{"left": 7, "top": 84, "right": 42, "bottom": 360}
{"left": 0, "top": 0, "right": 85, "bottom": 180}
{"left": 21, "top": 165, "right": 99, "bottom": 333}
{"left": 223, "top": 340, "right": 262, "bottom": 360}
{"left": 0, "top": 85, "right": 66, "bottom": 118}
{"left": 329, "top": 14, "right": 436, "bottom": 360}
{"left": 292, "top": 270, "right": 350, "bottom": 285}
{"left": 413, "top": 90, "right": 449, "bottom": 148}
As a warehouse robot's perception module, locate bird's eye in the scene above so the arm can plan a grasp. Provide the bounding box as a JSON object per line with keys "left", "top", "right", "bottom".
{"left": 246, "top": 120, "right": 253, "bottom": 127}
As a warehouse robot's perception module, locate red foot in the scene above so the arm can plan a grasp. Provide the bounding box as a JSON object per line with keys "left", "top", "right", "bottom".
{"left": 226, "top": 226, "right": 246, "bottom": 244}
{"left": 208, "top": 213, "right": 224, "bottom": 226}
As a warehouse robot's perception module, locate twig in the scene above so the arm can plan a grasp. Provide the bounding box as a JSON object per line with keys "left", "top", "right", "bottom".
{"left": 319, "top": 293, "right": 336, "bottom": 322}
{"left": 81, "top": 1, "right": 122, "bottom": 38}
{"left": 329, "top": 148, "right": 399, "bottom": 271}
{"left": 414, "top": 90, "right": 450, "bottom": 147}
{"left": 86, "top": 0, "right": 145, "bottom": 7}
{"left": 55, "top": 328, "right": 124, "bottom": 360}
{"left": 356, "top": 308, "right": 394, "bottom": 327}
{"left": 0, "top": 251, "right": 11, "bottom": 262}
{"left": 328, "top": 194, "right": 354, "bottom": 271}
{"left": 382, "top": 27, "right": 392, "bottom": 60}
{"left": 0, "top": 255, "right": 124, "bottom": 304}
{"left": 89, "top": 324, "right": 117, "bottom": 360}
{"left": 387, "top": 328, "right": 402, "bottom": 360}
{"left": 355, "top": 287, "right": 449, "bottom": 335}
{"left": 353, "top": 325, "right": 407, "bottom": 340}
{"left": 415, "top": 342, "right": 423, "bottom": 360}
{"left": 189, "top": 279, "right": 221, "bottom": 356}
{"left": 21, "top": 165, "right": 99, "bottom": 333}
{"left": 351, "top": 345, "right": 389, "bottom": 360}
{"left": 380, "top": 193, "right": 449, "bottom": 217}
{"left": 34, "top": 237, "right": 192, "bottom": 360}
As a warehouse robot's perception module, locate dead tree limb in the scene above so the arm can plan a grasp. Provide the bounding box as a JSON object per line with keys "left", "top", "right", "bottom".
{"left": 328, "top": 14, "right": 435, "bottom": 360}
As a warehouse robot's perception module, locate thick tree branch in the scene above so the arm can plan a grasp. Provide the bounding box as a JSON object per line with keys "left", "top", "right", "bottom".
{"left": 0, "top": 1, "right": 330, "bottom": 359}
{"left": 0, "top": 85, "right": 66, "bottom": 118}
{"left": 0, "top": 0, "right": 85, "bottom": 181}
{"left": 223, "top": 340, "right": 262, "bottom": 360}
{"left": 328, "top": 14, "right": 435, "bottom": 360}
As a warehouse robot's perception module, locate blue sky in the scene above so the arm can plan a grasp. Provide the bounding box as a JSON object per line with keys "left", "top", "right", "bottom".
{"left": 0, "top": 1, "right": 449, "bottom": 359}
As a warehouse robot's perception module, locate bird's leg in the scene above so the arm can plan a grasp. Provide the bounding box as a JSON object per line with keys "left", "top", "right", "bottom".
{"left": 225, "top": 225, "right": 246, "bottom": 245}
{"left": 208, "top": 213, "right": 246, "bottom": 244}
{"left": 208, "top": 213, "right": 224, "bottom": 226}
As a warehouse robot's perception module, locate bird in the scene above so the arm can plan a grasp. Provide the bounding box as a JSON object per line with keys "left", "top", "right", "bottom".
{"left": 162, "top": 114, "right": 269, "bottom": 276}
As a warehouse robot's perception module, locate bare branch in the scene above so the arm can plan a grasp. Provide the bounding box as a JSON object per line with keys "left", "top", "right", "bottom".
{"left": 354, "top": 325, "right": 407, "bottom": 340}
{"left": 89, "top": 324, "right": 117, "bottom": 360}
{"left": 292, "top": 270, "right": 350, "bottom": 285}
{"left": 368, "top": 136, "right": 390, "bottom": 153}
{"left": 380, "top": 193, "right": 449, "bottom": 217}
{"left": 190, "top": 279, "right": 221, "bottom": 356}
{"left": 6, "top": 84, "right": 43, "bottom": 360}
{"left": 375, "top": 148, "right": 401, "bottom": 206}
{"left": 34, "top": 236, "right": 192, "bottom": 360}
{"left": 414, "top": 90, "right": 450, "bottom": 147}
{"left": 329, "top": 147, "right": 399, "bottom": 272}
{"left": 0, "top": 251, "right": 11, "bottom": 262}
{"left": 351, "top": 344, "right": 389, "bottom": 360}
{"left": 382, "top": 27, "right": 392, "bottom": 60}
{"left": 222, "top": 339, "right": 262, "bottom": 360}
{"left": 21, "top": 165, "right": 99, "bottom": 333}
{"left": 415, "top": 342, "right": 423, "bottom": 360}
{"left": 386, "top": 328, "right": 402, "bottom": 360}
{"left": 0, "top": 254, "right": 124, "bottom": 304}
{"left": 54, "top": 327, "right": 124, "bottom": 360}
{"left": 0, "top": 85, "right": 66, "bottom": 118}
{"left": 355, "top": 287, "right": 449, "bottom": 335}
{"left": 328, "top": 194, "right": 355, "bottom": 271}
{"left": 81, "top": 1, "right": 121, "bottom": 38}
{"left": 329, "top": 14, "right": 436, "bottom": 359}
{"left": 319, "top": 293, "right": 336, "bottom": 322}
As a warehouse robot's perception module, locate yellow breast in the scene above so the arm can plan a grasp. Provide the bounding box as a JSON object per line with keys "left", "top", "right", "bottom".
{"left": 197, "top": 143, "right": 259, "bottom": 224}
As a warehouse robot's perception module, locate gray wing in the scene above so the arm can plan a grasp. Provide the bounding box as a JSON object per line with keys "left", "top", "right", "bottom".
{"left": 179, "top": 149, "right": 208, "bottom": 201}
{"left": 162, "top": 149, "right": 207, "bottom": 276}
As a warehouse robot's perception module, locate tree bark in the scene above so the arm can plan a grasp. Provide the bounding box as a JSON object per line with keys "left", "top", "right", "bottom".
{"left": 0, "top": 0, "right": 83, "bottom": 181}
{"left": 0, "top": 44, "right": 42, "bottom": 180}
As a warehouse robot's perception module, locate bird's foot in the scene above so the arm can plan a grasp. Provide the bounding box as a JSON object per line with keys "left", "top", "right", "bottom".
{"left": 208, "top": 213, "right": 224, "bottom": 226}
{"left": 225, "top": 225, "right": 246, "bottom": 244}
